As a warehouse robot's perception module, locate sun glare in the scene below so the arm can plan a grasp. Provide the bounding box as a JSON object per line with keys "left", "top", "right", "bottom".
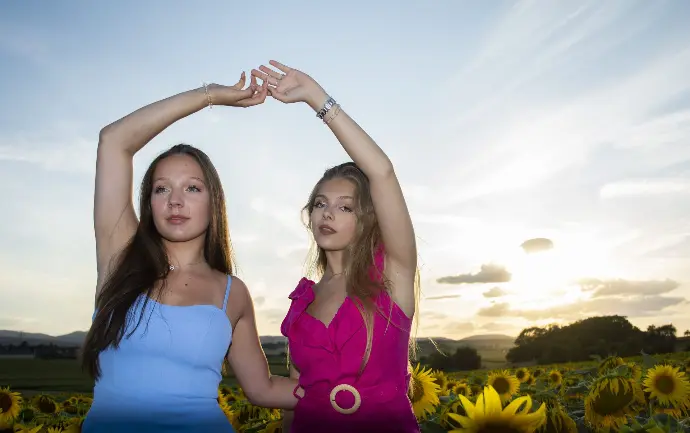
{"left": 495, "top": 235, "right": 617, "bottom": 308}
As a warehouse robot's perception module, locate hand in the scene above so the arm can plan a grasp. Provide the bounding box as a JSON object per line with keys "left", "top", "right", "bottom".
{"left": 250, "top": 60, "right": 328, "bottom": 111}
{"left": 208, "top": 72, "right": 268, "bottom": 108}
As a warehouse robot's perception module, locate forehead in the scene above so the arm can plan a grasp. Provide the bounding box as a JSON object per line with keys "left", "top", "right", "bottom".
{"left": 153, "top": 154, "right": 205, "bottom": 180}
{"left": 317, "top": 178, "right": 355, "bottom": 198}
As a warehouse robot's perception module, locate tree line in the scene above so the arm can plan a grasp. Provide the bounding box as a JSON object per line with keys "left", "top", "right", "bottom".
{"left": 506, "top": 315, "right": 688, "bottom": 365}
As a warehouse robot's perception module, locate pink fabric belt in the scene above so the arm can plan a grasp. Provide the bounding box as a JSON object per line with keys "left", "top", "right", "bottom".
{"left": 295, "top": 380, "right": 406, "bottom": 415}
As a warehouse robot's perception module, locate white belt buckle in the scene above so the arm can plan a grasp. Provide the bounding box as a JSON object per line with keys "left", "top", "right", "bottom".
{"left": 329, "top": 384, "right": 361, "bottom": 415}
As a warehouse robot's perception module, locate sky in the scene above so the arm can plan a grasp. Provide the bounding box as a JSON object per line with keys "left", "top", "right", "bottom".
{"left": 1, "top": 0, "right": 690, "bottom": 340}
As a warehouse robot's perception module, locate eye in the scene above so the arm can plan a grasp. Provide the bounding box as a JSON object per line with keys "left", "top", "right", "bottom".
{"left": 187, "top": 185, "right": 202, "bottom": 192}
{"left": 340, "top": 206, "right": 353, "bottom": 213}
{"left": 314, "top": 201, "right": 326, "bottom": 208}
{"left": 154, "top": 186, "right": 168, "bottom": 194}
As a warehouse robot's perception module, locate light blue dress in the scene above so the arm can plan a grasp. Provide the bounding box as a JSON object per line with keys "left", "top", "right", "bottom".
{"left": 83, "top": 275, "right": 235, "bottom": 433}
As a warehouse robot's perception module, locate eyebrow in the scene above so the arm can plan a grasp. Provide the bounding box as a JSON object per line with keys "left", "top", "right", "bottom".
{"left": 154, "top": 176, "right": 206, "bottom": 184}
{"left": 314, "top": 194, "right": 354, "bottom": 200}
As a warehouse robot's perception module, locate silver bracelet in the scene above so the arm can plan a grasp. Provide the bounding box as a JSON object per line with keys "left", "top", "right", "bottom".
{"left": 316, "top": 96, "right": 336, "bottom": 120}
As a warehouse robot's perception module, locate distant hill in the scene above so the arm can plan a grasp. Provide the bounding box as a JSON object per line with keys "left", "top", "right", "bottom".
{"left": 0, "top": 330, "right": 515, "bottom": 359}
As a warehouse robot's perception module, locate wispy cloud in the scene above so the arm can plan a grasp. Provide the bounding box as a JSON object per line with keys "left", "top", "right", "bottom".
{"left": 0, "top": 133, "right": 95, "bottom": 174}
{"left": 600, "top": 178, "right": 690, "bottom": 198}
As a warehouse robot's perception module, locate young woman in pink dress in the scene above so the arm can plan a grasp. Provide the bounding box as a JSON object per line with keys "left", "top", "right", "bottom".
{"left": 252, "top": 61, "right": 421, "bottom": 432}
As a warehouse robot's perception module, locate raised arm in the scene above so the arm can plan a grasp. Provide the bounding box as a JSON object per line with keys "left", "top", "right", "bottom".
{"left": 226, "top": 278, "right": 299, "bottom": 410}
{"left": 251, "top": 61, "right": 417, "bottom": 317}
{"left": 94, "top": 75, "right": 267, "bottom": 294}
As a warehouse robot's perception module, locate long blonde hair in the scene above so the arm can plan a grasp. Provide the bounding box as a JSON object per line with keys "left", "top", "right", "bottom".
{"left": 302, "top": 162, "right": 420, "bottom": 373}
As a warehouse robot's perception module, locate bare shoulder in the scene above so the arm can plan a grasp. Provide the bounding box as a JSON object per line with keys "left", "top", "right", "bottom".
{"left": 223, "top": 274, "right": 252, "bottom": 327}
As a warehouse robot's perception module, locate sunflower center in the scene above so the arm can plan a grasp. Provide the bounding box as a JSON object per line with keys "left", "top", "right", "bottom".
{"left": 549, "top": 373, "right": 560, "bottom": 382}
{"left": 516, "top": 371, "right": 526, "bottom": 380}
{"left": 0, "top": 392, "right": 12, "bottom": 412}
{"left": 592, "top": 387, "right": 634, "bottom": 415}
{"left": 476, "top": 422, "right": 522, "bottom": 433}
{"left": 410, "top": 376, "right": 425, "bottom": 403}
{"left": 654, "top": 375, "right": 676, "bottom": 395}
{"left": 491, "top": 377, "right": 510, "bottom": 395}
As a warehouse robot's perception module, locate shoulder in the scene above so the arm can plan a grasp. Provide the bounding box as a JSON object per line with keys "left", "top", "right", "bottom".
{"left": 227, "top": 275, "right": 250, "bottom": 305}
{"left": 288, "top": 277, "right": 315, "bottom": 300}
{"left": 221, "top": 274, "right": 252, "bottom": 326}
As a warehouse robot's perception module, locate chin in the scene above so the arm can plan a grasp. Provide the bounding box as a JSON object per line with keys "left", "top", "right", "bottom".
{"left": 159, "top": 231, "right": 206, "bottom": 243}
{"left": 155, "top": 222, "right": 207, "bottom": 243}
{"left": 314, "top": 236, "right": 350, "bottom": 252}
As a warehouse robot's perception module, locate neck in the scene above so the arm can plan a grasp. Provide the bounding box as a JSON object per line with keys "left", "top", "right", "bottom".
{"left": 163, "top": 237, "right": 206, "bottom": 270}
{"left": 323, "top": 250, "right": 346, "bottom": 278}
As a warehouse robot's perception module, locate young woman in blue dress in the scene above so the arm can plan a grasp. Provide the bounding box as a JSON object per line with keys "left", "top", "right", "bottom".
{"left": 81, "top": 73, "right": 299, "bottom": 432}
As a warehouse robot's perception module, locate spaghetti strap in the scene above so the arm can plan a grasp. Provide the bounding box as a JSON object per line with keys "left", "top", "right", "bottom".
{"left": 222, "top": 275, "right": 232, "bottom": 311}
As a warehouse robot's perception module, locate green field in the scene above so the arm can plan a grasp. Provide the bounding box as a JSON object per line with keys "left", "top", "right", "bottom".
{"left": 0, "top": 356, "right": 289, "bottom": 395}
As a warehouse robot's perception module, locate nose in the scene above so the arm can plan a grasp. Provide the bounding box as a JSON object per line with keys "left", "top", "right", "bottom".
{"left": 322, "top": 206, "right": 334, "bottom": 220}
{"left": 168, "top": 189, "right": 184, "bottom": 208}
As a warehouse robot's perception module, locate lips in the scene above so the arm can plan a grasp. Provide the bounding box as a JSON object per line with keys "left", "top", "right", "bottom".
{"left": 318, "top": 224, "right": 336, "bottom": 235}
{"left": 167, "top": 215, "right": 189, "bottom": 224}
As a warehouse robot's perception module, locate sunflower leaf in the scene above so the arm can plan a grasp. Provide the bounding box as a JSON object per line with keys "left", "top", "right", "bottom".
{"left": 419, "top": 421, "right": 447, "bottom": 433}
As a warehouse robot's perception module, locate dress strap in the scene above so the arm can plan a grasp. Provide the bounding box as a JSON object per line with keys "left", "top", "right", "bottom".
{"left": 222, "top": 275, "right": 232, "bottom": 311}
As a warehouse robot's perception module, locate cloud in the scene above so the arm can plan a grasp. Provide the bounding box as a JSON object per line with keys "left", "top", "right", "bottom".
{"left": 0, "top": 132, "right": 96, "bottom": 175}
{"left": 425, "top": 294, "right": 461, "bottom": 301}
{"left": 257, "top": 308, "right": 289, "bottom": 325}
{"left": 483, "top": 287, "right": 507, "bottom": 298}
{"left": 480, "top": 322, "right": 515, "bottom": 333}
{"left": 578, "top": 278, "right": 680, "bottom": 297}
{"left": 443, "top": 321, "right": 475, "bottom": 335}
{"left": 477, "top": 303, "right": 511, "bottom": 317}
{"left": 480, "top": 294, "right": 687, "bottom": 322}
{"left": 600, "top": 178, "right": 690, "bottom": 198}
{"left": 520, "top": 238, "right": 554, "bottom": 254}
{"left": 437, "top": 264, "right": 511, "bottom": 285}
{"left": 515, "top": 295, "right": 687, "bottom": 322}
{"left": 421, "top": 311, "right": 449, "bottom": 321}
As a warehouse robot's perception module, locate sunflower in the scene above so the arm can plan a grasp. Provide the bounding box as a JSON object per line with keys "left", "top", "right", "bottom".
{"left": 514, "top": 368, "right": 530, "bottom": 383}
{"left": 642, "top": 364, "right": 690, "bottom": 409}
{"left": 257, "top": 419, "right": 282, "bottom": 433}
{"left": 432, "top": 370, "right": 449, "bottom": 395}
{"left": 448, "top": 385, "right": 546, "bottom": 433}
{"left": 44, "top": 428, "right": 64, "bottom": 433}
{"left": 0, "top": 387, "right": 22, "bottom": 424}
{"left": 31, "top": 395, "right": 58, "bottom": 415}
{"left": 546, "top": 369, "right": 562, "bottom": 387}
{"left": 626, "top": 362, "right": 642, "bottom": 382}
{"left": 452, "top": 382, "right": 472, "bottom": 398}
{"left": 64, "top": 416, "right": 85, "bottom": 433}
{"left": 408, "top": 363, "right": 440, "bottom": 420}
{"left": 12, "top": 425, "right": 43, "bottom": 433}
{"left": 537, "top": 405, "right": 577, "bottom": 433}
{"left": 531, "top": 368, "right": 543, "bottom": 378}
{"left": 584, "top": 373, "right": 645, "bottom": 430}
{"left": 598, "top": 356, "right": 624, "bottom": 375}
{"left": 486, "top": 370, "right": 520, "bottom": 403}
{"left": 526, "top": 376, "right": 536, "bottom": 386}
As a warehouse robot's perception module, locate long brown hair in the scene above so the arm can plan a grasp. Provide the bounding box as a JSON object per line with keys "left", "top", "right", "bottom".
{"left": 302, "top": 162, "right": 420, "bottom": 373}
{"left": 81, "top": 144, "right": 236, "bottom": 379}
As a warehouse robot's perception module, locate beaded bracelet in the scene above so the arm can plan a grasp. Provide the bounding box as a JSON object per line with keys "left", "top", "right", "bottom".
{"left": 202, "top": 82, "right": 213, "bottom": 109}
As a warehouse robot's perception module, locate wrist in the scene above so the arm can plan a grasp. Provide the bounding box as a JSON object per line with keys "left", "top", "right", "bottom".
{"left": 306, "top": 87, "right": 329, "bottom": 112}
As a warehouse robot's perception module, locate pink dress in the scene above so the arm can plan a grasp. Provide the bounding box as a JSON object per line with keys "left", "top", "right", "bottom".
{"left": 280, "top": 249, "right": 420, "bottom": 432}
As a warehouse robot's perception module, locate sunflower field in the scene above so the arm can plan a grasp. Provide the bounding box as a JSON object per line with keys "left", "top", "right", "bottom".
{"left": 2, "top": 352, "right": 689, "bottom": 433}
